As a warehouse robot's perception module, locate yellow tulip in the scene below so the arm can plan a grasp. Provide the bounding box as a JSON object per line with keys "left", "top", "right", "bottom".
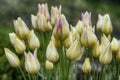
{"left": 82, "top": 11, "right": 92, "bottom": 27}
{"left": 51, "top": 6, "right": 61, "bottom": 26}
{"left": 37, "top": 13, "right": 52, "bottom": 32}
{"left": 45, "top": 60, "right": 54, "bottom": 70}
{"left": 75, "top": 20, "right": 83, "bottom": 35}
{"left": 4, "top": 48, "right": 20, "bottom": 68}
{"left": 81, "top": 26, "right": 97, "bottom": 48}
{"left": 46, "top": 40, "right": 59, "bottom": 63}
{"left": 66, "top": 39, "right": 83, "bottom": 61}
{"left": 92, "top": 41, "right": 101, "bottom": 58}
{"left": 28, "top": 30, "right": 40, "bottom": 50}
{"left": 24, "top": 49, "right": 40, "bottom": 74}
{"left": 31, "top": 14, "right": 37, "bottom": 30}
{"left": 96, "top": 14, "right": 112, "bottom": 35}
{"left": 99, "top": 43, "right": 112, "bottom": 65}
{"left": 53, "top": 14, "right": 70, "bottom": 40}
{"left": 38, "top": 3, "right": 50, "bottom": 20}
{"left": 111, "top": 37, "right": 119, "bottom": 54}
{"left": 82, "top": 58, "right": 91, "bottom": 74}
{"left": 13, "top": 17, "right": 29, "bottom": 39}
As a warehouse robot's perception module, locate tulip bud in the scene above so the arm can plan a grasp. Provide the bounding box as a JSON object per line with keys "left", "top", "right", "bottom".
{"left": 92, "top": 41, "right": 101, "bottom": 58}
{"left": 45, "top": 60, "right": 54, "bottom": 70}
{"left": 13, "top": 17, "right": 29, "bottom": 39}
{"left": 111, "top": 37, "right": 119, "bottom": 54}
{"left": 116, "top": 49, "right": 120, "bottom": 62}
{"left": 14, "top": 37, "right": 26, "bottom": 54}
{"left": 46, "top": 40, "right": 59, "bottom": 63}
{"left": 37, "top": 13, "right": 52, "bottom": 32}
{"left": 28, "top": 30, "right": 40, "bottom": 50}
{"left": 75, "top": 20, "right": 83, "bottom": 35}
{"left": 51, "top": 6, "right": 61, "bottom": 26}
{"left": 64, "top": 32, "right": 73, "bottom": 48}
{"left": 31, "top": 14, "right": 37, "bottom": 30}
{"left": 66, "top": 39, "right": 83, "bottom": 61}
{"left": 9, "top": 32, "right": 17, "bottom": 46}
{"left": 38, "top": 3, "right": 50, "bottom": 20}
{"left": 96, "top": 14, "right": 112, "bottom": 35}
{"left": 53, "top": 14, "right": 70, "bottom": 40}
{"left": 51, "top": 34, "right": 61, "bottom": 48}
{"left": 24, "top": 49, "right": 40, "bottom": 74}
{"left": 82, "top": 58, "right": 91, "bottom": 74}
{"left": 4, "top": 48, "right": 20, "bottom": 68}
{"left": 99, "top": 43, "right": 112, "bottom": 65}
{"left": 81, "top": 26, "right": 97, "bottom": 48}
{"left": 82, "top": 11, "right": 91, "bottom": 27}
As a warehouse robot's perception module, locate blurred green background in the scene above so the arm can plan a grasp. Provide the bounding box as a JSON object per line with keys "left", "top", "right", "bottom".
{"left": 0, "top": 0, "right": 120, "bottom": 80}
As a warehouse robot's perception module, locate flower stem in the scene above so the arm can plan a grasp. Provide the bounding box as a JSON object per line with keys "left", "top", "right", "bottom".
{"left": 19, "top": 66, "right": 26, "bottom": 80}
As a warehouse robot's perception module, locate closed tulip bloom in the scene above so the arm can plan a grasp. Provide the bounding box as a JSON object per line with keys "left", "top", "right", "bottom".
{"left": 46, "top": 40, "right": 59, "bottom": 63}
{"left": 9, "top": 32, "right": 17, "bottom": 46}
{"left": 51, "top": 6, "right": 61, "bottom": 26}
{"left": 13, "top": 17, "right": 29, "bottom": 39}
{"left": 4, "top": 48, "right": 20, "bottom": 68}
{"left": 28, "top": 30, "right": 40, "bottom": 50}
{"left": 82, "top": 58, "right": 91, "bottom": 74}
{"left": 82, "top": 11, "right": 92, "bottom": 27}
{"left": 37, "top": 13, "right": 52, "bottom": 32}
{"left": 96, "top": 14, "right": 112, "bottom": 35}
{"left": 99, "top": 43, "right": 112, "bottom": 65}
{"left": 66, "top": 39, "right": 83, "bottom": 61}
{"left": 64, "top": 32, "right": 73, "bottom": 48}
{"left": 31, "top": 14, "right": 37, "bottom": 30}
{"left": 45, "top": 60, "right": 54, "bottom": 70}
{"left": 75, "top": 20, "right": 83, "bottom": 35}
{"left": 111, "top": 37, "right": 119, "bottom": 54}
{"left": 92, "top": 41, "right": 101, "bottom": 58}
{"left": 38, "top": 3, "right": 50, "bottom": 20}
{"left": 53, "top": 14, "right": 70, "bottom": 40}
{"left": 116, "top": 49, "right": 120, "bottom": 62}
{"left": 24, "top": 49, "right": 40, "bottom": 74}
{"left": 14, "top": 37, "right": 26, "bottom": 54}
{"left": 51, "top": 34, "right": 61, "bottom": 48}
{"left": 81, "top": 26, "right": 97, "bottom": 48}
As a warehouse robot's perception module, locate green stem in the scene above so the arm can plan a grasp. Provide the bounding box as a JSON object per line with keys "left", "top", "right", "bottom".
{"left": 19, "top": 66, "right": 26, "bottom": 80}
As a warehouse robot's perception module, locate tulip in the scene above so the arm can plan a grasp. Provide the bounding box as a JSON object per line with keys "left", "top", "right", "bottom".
{"left": 4, "top": 48, "right": 20, "bottom": 68}
{"left": 111, "top": 37, "right": 119, "bottom": 54}
{"left": 82, "top": 58, "right": 91, "bottom": 74}
{"left": 96, "top": 14, "right": 112, "bottom": 35}
{"left": 92, "top": 41, "right": 101, "bottom": 58}
{"left": 66, "top": 39, "right": 83, "bottom": 61}
{"left": 45, "top": 60, "right": 54, "bottom": 70}
{"left": 81, "top": 26, "right": 97, "bottom": 48}
{"left": 28, "top": 30, "right": 40, "bottom": 50}
{"left": 38, "top": 3, "right": 50, "bottom": 20}
{"left": 24, "top": 49, "right": 40, "bottom": 74}
{"left": 50, "top": 6, "right": 61, "bottom": 26}
{"left": 31, "top": 14, "right": 37, "bottom": 30}
{"left": 116, "top": 49, "right": 120, "bottom": 62}
{"left": 82, "top": 11, "right": 91, "bottom": 27}
{"left": 9, "top": 32, "right": 17, "bottom": 46}
{"left": 14, "top": 37, "right": 26, "bottom": 54}
{"left": 51, "top": 34, "right": 61, "bottom": 48}
{"left": 64, "top": 32, "right": 73, "bottom": 48}
{"left": 99, "top": 43, "right": 112, "bottom": 65}
{"left": 37, "top": 13, "right": 52, "bottom": 32}
{"left": 13, "top": 17, "right": 29, "bottom": 39}
{"left": 53, "top": 14, "right": 70, "bottom": 40}
{"left": 46, "top": 40, "right": 59, "bottom": 63}
{"left": 75, "top": 20, "right": 83, "bottom": 35}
